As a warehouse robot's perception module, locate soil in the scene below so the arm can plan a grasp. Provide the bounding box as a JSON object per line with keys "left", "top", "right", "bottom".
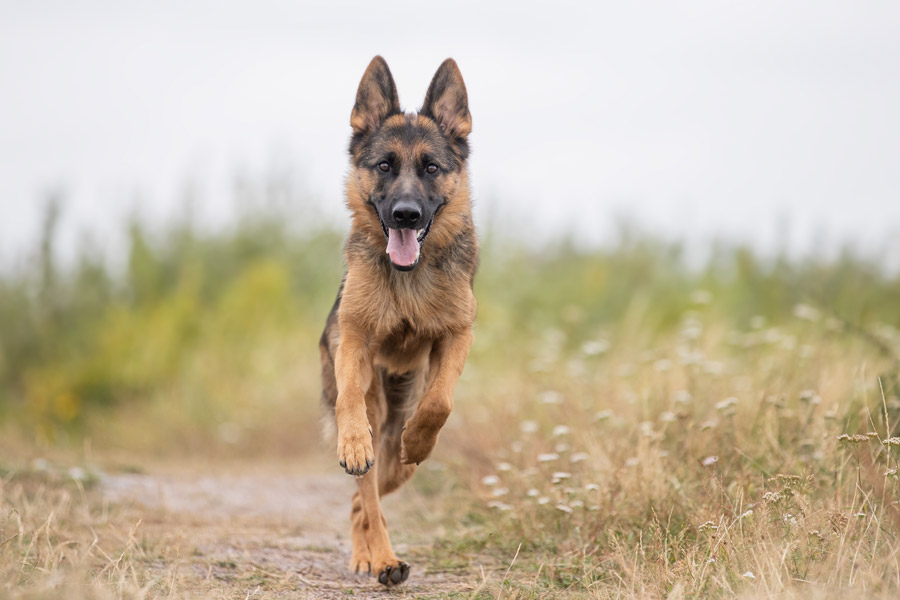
{"left": 101, "top": 459, "right": 483, "bottom": 599}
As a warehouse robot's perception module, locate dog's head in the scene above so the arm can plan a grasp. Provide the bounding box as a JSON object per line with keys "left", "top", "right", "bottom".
{"left": 346, "top": 56, "right": 472, "bottom": 271}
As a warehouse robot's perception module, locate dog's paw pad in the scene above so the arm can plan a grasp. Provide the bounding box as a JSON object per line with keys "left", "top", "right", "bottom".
{"left": 377, "top": 561, "right": 410, "bottom": 586}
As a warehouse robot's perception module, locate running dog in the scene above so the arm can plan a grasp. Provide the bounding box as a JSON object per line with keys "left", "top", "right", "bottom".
{"left": 319, "top": 56, "right": 477, "bottom": 586}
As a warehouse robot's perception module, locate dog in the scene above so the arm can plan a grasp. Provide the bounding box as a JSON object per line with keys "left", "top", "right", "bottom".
{"left": 318, "top": 56, "right": 477, "bottom": 587}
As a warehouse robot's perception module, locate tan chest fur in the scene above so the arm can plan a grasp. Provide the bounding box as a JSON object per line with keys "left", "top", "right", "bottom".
{"left": 338, "top": 254, "right": 475, "bottom": 374}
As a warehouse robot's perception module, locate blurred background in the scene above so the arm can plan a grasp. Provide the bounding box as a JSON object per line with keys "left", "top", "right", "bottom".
{"left": 1, "top": 0, "right": 899, "bottom": 448}
{"left": 3, "top": 1, "right": 900, "bottom": 266}
{"left": 6, "top": 5, "right": 900, "bottom": 596}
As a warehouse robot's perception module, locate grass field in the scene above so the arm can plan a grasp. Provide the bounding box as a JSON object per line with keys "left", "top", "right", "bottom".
{"left": 2, "top": 204, "right": 900, "bottom": 598}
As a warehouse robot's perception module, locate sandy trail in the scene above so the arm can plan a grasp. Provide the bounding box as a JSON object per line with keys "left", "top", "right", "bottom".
{"left": 102, "top": 461, "right": 479, "bottom": 599}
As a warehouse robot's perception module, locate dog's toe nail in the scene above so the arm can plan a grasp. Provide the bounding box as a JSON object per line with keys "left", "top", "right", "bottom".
{"left": 378, "top": 568, "right": 389, "bottom": 585}
{"left": 390, "top": 565, "right": 404, "bottom": 583}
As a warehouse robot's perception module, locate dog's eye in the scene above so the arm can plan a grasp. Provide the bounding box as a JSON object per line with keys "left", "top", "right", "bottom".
{"left": 425, "top": 163, "right": 439, "bottom": 174}
{"left": 377, "top": 161, "right": 390, "bottom": 173}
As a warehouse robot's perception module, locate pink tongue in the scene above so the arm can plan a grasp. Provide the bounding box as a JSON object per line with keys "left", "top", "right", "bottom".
{"left": 386, "top": 228, "right": 420, "bottom": 266}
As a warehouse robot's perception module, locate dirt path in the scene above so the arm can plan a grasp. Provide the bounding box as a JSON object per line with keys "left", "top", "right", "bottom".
{"left": 101, "top": 460, "right": 483, "bottom": 599}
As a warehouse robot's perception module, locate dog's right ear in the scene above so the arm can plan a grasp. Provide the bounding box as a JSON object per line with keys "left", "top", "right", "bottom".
{"left": 351, "top": 56, "right": 401, "bottom": 137}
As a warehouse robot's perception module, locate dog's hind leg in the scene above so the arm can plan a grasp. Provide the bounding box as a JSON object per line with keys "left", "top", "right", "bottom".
{"left": 377, "top": 432, "right": 417, "bottom": 497}
{"left": 347, "top": 491, "right": 372, "bottom": 573}
{"left": 354, "top": 466, "right": 410, "bottom": 586}
{"left": 377, "top": 370, "right": 425, "bottom": 497}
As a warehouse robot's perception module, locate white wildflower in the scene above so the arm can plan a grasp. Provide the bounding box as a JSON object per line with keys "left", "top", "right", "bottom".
{"left": 581, "top": 340, "right": 610, "bottom": 356}
{"left": 537, "top": 496, "right": 550, "bottom": 505}
{"left": 538, "top": 453, "right": 560, "bottom": 462}
{"left": 570, "top": 452, "right": 589, "bottom": 463}
{"left": 585, "top": 483, "right": 600, "bottom": 491}
{"left": 555, "top": 504, "right": 573, "bottom": 514}
{"left": 793, "top": 303, "right": 821, "bottom": 322}
{"left": 520, "top": 420, "right": 538, "bottom": 434}
{"left": 673, "top": 390, "right": 692, "bottom": 404}
{"left": 701, "top": 456, "right": 718, "bottom": 467}
{"left": 715, "top": 397, "right": 738, "bottom": 411}
{"left": 526, "top": 488, "right": 540, "bottom": 497}
{"left": 552, "top": 425, "right": 571, "bottom": 437}
{"left": 704, "top": 361, "right": 724, "bottom": 375}
{"left": 539, "top": 390, "right": 563, "bottom": 405}
{"left": 701, "top": 419, "right": 719, "bottom": 430}
{"left": 742, "top": 571, "right": 756, "bottom": 579}
{"left": 654, "top": 359, "right": 672, "bottom": 372}
{"left": 496, "top": 462, "right": 512, "bottom": 472}
{"left": 594, "top": 410, "right": 614, "bottom": 421}
{"left": 492, "top": 487, "right": 509, "bottom": 497}
{"left": 481, "top": 475, "right": 500, "bottom": 486}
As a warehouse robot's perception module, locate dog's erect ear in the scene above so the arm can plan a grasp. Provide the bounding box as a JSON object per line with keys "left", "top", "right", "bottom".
{"left": 422, "top": 58, "right": 471, "bottom": 142}
{"left": 351, "top": 56, "right": 401, "bottom": 137}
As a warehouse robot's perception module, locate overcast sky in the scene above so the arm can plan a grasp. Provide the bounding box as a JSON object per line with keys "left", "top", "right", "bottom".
{"left": 2, "top": 1, "right": 899, "bottom": 266}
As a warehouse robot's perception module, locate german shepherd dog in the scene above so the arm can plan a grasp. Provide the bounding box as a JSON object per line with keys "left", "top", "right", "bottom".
{"left": 319, "top": 56, "right": 477, "bottom": 586}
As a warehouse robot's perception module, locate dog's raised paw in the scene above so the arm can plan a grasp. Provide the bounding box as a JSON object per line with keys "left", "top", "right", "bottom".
{"left": 377, "top": 561, "right": 410, "bottom": 586}
{"left": 400, "top": 424, "right": 438, "bottom": 465}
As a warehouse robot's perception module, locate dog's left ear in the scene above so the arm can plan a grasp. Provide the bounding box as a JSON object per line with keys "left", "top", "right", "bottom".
{"left": 422, "top": 58, "right": 471, "bottom": 142}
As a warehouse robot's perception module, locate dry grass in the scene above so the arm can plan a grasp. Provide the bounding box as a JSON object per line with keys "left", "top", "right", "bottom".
{"left": 3, "top": 215, "right": 900, "bottom": 598}
{"left": 0, "top": 469, "right": 162, "bottom": 600}
{"left": 431, "top": 303, "right": 900, "bottom": 598}
{"left": 4, "top": 304, "right": 900, "bottom": 598}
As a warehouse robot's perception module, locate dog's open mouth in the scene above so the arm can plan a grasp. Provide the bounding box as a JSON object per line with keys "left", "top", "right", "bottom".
{"left": 381, "top": 217, "right": 433, "bottom": 271}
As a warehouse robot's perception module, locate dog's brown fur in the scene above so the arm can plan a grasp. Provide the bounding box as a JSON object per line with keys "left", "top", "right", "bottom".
{"left": 319, "top": 56, "right": 477, "bottom": 586}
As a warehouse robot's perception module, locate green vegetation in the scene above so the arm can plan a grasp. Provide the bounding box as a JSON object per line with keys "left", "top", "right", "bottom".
{"left": 2, "top": 202, "right": 900, "bottom": 598}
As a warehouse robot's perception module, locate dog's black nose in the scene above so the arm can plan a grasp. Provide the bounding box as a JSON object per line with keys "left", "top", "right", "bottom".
{"left": 392, "top": 200, "right": 421, "bottom": 227}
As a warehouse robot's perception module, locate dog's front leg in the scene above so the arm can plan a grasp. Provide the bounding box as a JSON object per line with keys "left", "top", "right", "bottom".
{"left": 400, "top": 328, "right": 473, "bottom": 465}
{"left": 335, "top": 326, "right": 376, "bottom": 475}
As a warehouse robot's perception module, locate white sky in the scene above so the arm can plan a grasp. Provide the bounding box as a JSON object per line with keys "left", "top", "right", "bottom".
{"left": 2, "top": 0, "right": 899, "bottom": 266}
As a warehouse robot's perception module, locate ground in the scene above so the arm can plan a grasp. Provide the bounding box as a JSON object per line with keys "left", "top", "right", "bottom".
{"left": 99, "top": 458, "right": 484, "bottom": 599}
